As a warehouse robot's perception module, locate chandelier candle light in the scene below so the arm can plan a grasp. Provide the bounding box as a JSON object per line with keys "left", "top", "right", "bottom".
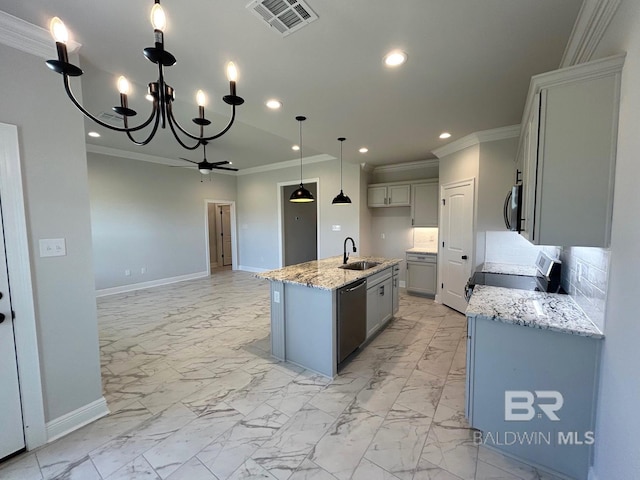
{"left": 289, "top": 116, "right": 315, "bottom": 203}
{"left": 45, "top": 1, "right": 244, "bottom": 150}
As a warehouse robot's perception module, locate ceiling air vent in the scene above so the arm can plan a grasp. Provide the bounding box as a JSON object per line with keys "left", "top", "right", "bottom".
{"left": 96, "top": 111, "right": 123, "bottom": 124}
{"left": 247, "top": 0, "right": 318, "bottom": 37}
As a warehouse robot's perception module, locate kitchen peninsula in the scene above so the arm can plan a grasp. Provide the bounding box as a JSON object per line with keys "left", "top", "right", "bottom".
{"left": 257, "top": 255, "right": 401, "bottom": 377}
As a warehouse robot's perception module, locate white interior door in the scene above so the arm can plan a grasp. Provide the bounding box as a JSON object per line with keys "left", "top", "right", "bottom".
{"left": 220, "top": 205, "right": 232, "bottom": 266}
{"left": 0, "top": 197, "right": 26, "bottom": 460}
{"left": 440, "top": 179, "right": 474, "bottom": 313}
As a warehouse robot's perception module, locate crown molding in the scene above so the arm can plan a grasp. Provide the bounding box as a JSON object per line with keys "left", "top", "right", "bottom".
{"left": 0, "top": 10, "right": 81, "bottom": 60}
{"left": 560, "top": 0, "right": 621, "bottom": 68}
{"left": 236, "top": 154, "right": 334, "bottom": 176}
{"left": 432, "top": 124, "right": 520, "bottom": 159}
{"left": 372, "top": 159, "right": 439, "bottom": 175}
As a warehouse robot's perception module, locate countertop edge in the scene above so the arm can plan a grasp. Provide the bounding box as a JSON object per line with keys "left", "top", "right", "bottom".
{"left": 256, "top": 256, "right": 403, "bottom": 291}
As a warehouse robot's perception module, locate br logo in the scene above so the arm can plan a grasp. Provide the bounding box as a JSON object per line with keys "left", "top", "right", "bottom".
{"left": 504, "top": 391, "right": 564, "bottom": 421}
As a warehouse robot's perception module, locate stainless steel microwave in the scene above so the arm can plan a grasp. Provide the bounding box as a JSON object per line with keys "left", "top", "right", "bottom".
{"left": 503, "top": 184, "right": 522, "bottom": 232}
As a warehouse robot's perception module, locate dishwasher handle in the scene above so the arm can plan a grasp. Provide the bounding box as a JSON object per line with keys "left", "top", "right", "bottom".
{"left": 342, "top": 280, "right": 367, "bottom": 293}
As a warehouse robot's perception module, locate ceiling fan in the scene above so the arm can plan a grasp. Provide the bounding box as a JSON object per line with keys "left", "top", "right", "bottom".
{"left": 175, "top": 140, "right": 238, "bottom": 174}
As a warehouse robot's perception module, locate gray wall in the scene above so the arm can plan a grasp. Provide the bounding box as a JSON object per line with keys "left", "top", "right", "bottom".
{"left": 236, "top": 159, "right": 361, "bottom": 270}
{"left": 587, "top": 1, "right": 640, "bottom": 478}
{"left": 88, "top": 152, "right": 237, "bottom": 289}
{"left": 0, "top": 44, "right": 102, "bottom": 421}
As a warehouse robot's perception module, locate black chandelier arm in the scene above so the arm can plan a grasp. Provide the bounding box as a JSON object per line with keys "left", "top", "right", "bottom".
{"left": 123, "top": 107, "right": 162, "bottom": 146}
{"left": 166, "top": 101, "right": 238, "bottom": 143}
{"left": 165, "top": 110, "right": 202, "bottom": 150}
{"left": 62, "top": 74, "right": 159, "bottom": 133}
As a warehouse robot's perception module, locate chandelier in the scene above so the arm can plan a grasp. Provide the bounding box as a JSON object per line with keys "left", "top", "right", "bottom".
{"left": 45, "top": 1, "right": 244, "bottom": 150}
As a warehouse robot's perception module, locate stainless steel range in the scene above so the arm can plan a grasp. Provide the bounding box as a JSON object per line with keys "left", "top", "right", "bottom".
{"left": 465, "top": 252, "right": 563, "bottom": 301}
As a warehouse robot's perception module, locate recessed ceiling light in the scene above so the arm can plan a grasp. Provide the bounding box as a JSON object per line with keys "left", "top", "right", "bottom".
{"left": 88, "top": 131, "right": 101, "bottom": 138}
{"left": 292, "top": 145, "right": 300, "bottom": 151}
{"left": 266, "top": 99, "right": 282, "bottom": 109}
{"left": 359, "top": 147, "right": 369, "bottom": 154}
{"left": 383, "top": 50, "right": 407, "bottom": 67}
{"left": 439, "top": 132, "right": 451, "bottom": 139}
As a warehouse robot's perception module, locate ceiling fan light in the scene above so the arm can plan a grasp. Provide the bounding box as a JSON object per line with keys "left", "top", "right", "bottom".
{"left": 199, "top": 168, "right": 212, "bottom": 174}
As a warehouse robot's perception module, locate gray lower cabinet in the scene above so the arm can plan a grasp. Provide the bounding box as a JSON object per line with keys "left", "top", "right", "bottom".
{"left": 392, "top": 264, "right": 400, "bottom": 314}
{"left": 466, "top": 316, "right": 601, "bottom": 480}
{"left": 366, "top": 267, "right": 393, "bottom": 338}
{"left": 406, "top": 253, "right": 437, "bottom": 296}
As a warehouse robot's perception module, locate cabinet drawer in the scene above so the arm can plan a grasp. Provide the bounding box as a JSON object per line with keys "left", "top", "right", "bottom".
{"left": 406, "top": 253, "right": 436, "bottom": 263}
{"left": 367, "top": 267, "right": 392, "bottom": 288}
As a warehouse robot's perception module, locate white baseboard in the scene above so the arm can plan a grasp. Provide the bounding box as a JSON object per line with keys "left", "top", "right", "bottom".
{"left": 46, "top": 397, "right": 109, "bottom": 443}
{"left": 238, "top": 265, "right": 268, "bottom": 273}
{"left": 96, "top": 271, "right": 209, "bottom": 297}
{"left": 434, "top": 294, "right": 442, "bottom": 304}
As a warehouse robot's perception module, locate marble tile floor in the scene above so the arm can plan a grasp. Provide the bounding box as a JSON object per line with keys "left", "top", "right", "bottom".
{"left": 0, "top": 271, "right": 562, "bottom": 480}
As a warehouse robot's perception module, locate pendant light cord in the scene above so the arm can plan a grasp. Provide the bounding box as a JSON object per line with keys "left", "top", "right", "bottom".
{"left": 340, "top": 140, "right": 343, "bottom": 190}
{"left": 299, "top": 120, "right": 303, "bottom": 184}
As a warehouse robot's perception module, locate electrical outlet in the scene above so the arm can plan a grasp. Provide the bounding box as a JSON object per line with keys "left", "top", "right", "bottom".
{"left": 39, "top": 238, "right": 66, "bottom": 257}
{"left": 273, "top": 291, "right": 280, "bottom": 303}
{"left": 381, "top": 233, "right": 386, "bottom": 239}
{"left": 332, "top": 225, "right": 341, "bottom": 231}
{"left": 141, "top": 267, "right": 146, "bottom": 274}
{"left": 125, "top": 269, "right": 131, "bottom": 276}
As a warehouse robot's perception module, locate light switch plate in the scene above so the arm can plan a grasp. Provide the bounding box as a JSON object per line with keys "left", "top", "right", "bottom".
{"left": 39, "top": 238, "right": 66, "bottom": 257}
{"left": 332, "top": 225, "right": 341, "bottom": 231}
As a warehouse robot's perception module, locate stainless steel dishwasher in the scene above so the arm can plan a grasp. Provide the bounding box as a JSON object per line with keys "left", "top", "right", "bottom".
{"left": 337, "top": 278, "right": 367, "bottom": 364}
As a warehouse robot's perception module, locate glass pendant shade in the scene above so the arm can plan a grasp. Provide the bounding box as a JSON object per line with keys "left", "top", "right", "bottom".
{"left": 290, "top": 115, "right": 315, "bottom": 203}
{"left": 332, "top": 137, "right": 352, "bottom": 205}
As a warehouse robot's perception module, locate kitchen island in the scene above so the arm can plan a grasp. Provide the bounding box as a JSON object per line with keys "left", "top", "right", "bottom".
{"left": 257, "top": 255, "right": 401, "bottom": 377}
{"left": 466, "top": 285, "right": 603, "bottom": 480}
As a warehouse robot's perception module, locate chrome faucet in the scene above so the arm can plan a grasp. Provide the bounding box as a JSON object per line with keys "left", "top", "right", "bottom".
{"left": 343, "top": 237, "right": 357, "bottom": 264}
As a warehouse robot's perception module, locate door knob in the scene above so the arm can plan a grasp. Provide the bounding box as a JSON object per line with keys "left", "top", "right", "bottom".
{"left": 461, "top": 255, "right": 468, "bottom": 260}
{"left": 0, "top": 313, "right": 5, "bottom": 324}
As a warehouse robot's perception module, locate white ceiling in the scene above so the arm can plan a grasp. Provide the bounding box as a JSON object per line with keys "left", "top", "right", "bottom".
{"left": 0, "top": 0, "right": 583, "bottom": 170}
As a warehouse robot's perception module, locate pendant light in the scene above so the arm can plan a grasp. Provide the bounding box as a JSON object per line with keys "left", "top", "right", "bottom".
{"left": 332, "top": 137, "right": 352, "bottom": 205}
{"left": 290, "top": 116, "right": 315, "bottom": 203}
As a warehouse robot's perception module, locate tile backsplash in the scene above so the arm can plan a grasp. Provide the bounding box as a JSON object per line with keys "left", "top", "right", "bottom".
{"left": 485, "top": 231, "right": 559, "bottom": 265}
{"left": 413, "top": 227, "right": 438, "bottom": 250}
{"left": 560, "top": 247, "right": 610, "bottom": 331}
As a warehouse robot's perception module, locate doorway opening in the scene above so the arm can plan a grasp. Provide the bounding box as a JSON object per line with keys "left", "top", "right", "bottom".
{"left": 205, "top": 200, "right": 237, "bottom": 274}
{"left": 278, "top": 179, "right": 320, "bottom": 267}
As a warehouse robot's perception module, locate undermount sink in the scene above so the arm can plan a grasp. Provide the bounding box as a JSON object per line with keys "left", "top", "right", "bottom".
{"left": 339, "top": 261, "right": 380, "bottom": 271}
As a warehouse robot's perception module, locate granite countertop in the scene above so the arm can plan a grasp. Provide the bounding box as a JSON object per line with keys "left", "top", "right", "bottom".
{"left": 466, "top": 285, "right": 603, "bottom": 338}
{"left": 256, "top": 255, "right": 402, "bottom": 291}
{"left": 482, "top": 262, "right": 537, "bottom": 276}
{"left": 406, "top": 247, "right": 438, "bottom": 255}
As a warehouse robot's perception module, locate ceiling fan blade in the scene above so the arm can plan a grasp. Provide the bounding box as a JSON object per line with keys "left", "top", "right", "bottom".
{"left": 178, "top": 157, "right": 198, "bottom": 165}
{"left": 210, "top": 160, "right": 230, "bottom": 166}
{"left": 212, "top": 166, "right": 239, "bottom": 171}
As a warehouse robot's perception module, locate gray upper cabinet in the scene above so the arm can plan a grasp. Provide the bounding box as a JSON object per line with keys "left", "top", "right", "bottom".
{"left": 517, "top": 54, "right": 625, "bottom": 247}
{"left": 411, "top": 182, "right": 439, "bottom": 226}
{"left": 367, "top": 183, "right": 411, "bottom": 207}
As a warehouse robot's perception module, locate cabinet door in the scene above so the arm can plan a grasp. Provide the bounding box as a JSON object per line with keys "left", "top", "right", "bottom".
{"left": 392, "top": 275, "right": 399, "bottom": 314}
{"left": 379, "top": 278, "right": 393, "bottom": 324}
{"left": 406, "top": 261, "right": 437, "bottom": 296}
{"left": 388, "top": 184, "right": 411, "bottom": 206}
{"left": 366, "top": 285, "right": 380, "bottom": 337}
{"left": 368, "top": 186, "right": 387, "bottom": 207}
{"left": 520, "top": 94, "right": 540, "bottom": 243}
{"left": 412, "top": 183, "right": 439, "bottom": 226}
